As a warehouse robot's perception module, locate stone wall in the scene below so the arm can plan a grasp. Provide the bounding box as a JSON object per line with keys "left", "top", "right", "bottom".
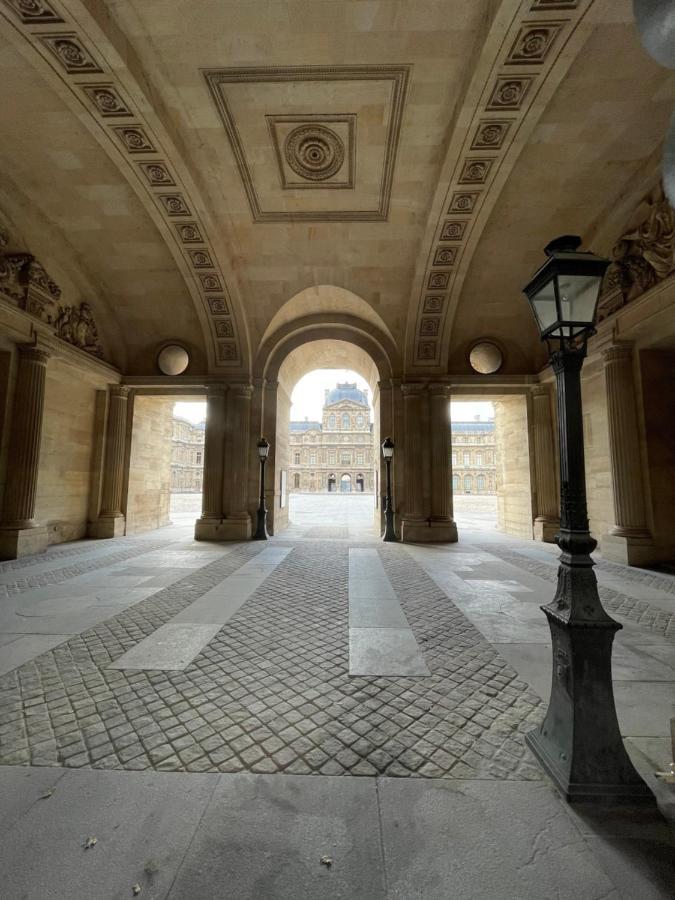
{"left": 34, "top": 356, "right": 108, "bottom": 545}
{"left": 494, "top": 396, "right": 534, "bottom": 539}
{"left": 580, "top": 358, "right": 612, "bottom": 542}
{"left": 0, "top": 341, "right": 17, "bottom": 514}
{"left": 639, "top": 349, "right": 675, "bottom": 560}
{"left": 125, "top": 396, "right": 173, "bottom": 534}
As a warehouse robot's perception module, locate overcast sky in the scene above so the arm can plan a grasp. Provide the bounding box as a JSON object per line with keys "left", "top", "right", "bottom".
{"left": 174, "top": 373, "right": 494, "bottom": 425}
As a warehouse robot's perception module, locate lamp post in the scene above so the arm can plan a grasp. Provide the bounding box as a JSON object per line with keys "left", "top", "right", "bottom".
{"left": 522, "top": 235, "right": 652, "bottom": 803}
{"left": 381, "top": 437, "right": 397, "bottom": 542}
{"left": 253, "top": 437, "right": 270, "bottom": 541}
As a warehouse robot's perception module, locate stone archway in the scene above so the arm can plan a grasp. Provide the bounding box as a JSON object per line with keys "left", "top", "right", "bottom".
{"left": 340, "top": 473, "right": 352, "bottom": 493}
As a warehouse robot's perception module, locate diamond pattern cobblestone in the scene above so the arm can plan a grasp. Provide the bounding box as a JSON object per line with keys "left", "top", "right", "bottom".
{"left": 0, "top": 538, "right": 545, "bottom": 779}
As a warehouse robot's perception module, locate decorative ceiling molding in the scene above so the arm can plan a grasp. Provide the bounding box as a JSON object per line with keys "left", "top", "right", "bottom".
{"left": 204, "top": 65, "right": 410, "bottom": 223}
{"left": 407, "top": 0, "right": 593, "bottom": 370}
{"left": 0, "top": 0, "right": 246, "bottom": 371}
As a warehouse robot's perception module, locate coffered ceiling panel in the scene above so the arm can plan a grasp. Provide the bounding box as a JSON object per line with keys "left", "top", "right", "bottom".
{"left": 204, "top": 65, "right": 410, "bottom": 222}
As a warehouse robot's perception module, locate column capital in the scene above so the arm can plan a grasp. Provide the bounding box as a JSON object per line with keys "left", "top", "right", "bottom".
{"left": 109, "top": 384, "right": 130, "bottom": 399}
{"left": 18, "top": 344, "right": 50, "bottom": 366}
{"left": 401, "top": 382, "right": 425, "bottom": 397}
{"left": 602, "top": 342, "right": 634, "bottom": 365}
{"left": 229, "top": 382, "right": 253, "bottom": 399}
{"left": 428, "top": 382, "right": 451, "bottom": 399}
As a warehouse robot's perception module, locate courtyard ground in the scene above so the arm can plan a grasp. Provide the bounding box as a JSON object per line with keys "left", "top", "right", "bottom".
{"left": 0, "top": 495, "right": 673, "bottom": 898}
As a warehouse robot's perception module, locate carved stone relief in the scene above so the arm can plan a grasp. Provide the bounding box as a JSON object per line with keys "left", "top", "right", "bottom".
{"left": 52, "top": 303, "right": 104, "bottom": 358}
{"left": 598, "top": 183, "right": 675, "bottom": 322}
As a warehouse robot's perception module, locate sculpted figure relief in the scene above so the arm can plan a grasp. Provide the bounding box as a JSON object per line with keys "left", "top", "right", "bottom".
{"left": 599, "top": 184, "right": 675, "bottom": 320}
{"left": 53, "top": 302, "right": 104, "bottom": 359}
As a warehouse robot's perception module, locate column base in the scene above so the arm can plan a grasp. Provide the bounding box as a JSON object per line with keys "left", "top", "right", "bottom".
{"left": 601, "top": 530, "right": 656, "bottom": 567}
{"left": 0, "top": 524, "right": 48, "bottom": 560}
{"left": 88, "top": 515, "right": 126, "bottom": 539}
{"left": 195, "top": 516, "right": 251, "bottom": 542}
{"left": 401, "top": 518, "right": 458, "bottom": 543}
{"left": 534, "top": 517, "right": 560, "bottom": 543}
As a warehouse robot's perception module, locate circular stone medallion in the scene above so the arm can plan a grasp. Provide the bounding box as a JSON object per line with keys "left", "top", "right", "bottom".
{"left": 284, "top": 125, "right": 345, "bottom": 182}
{"left": 157, "top": 343, "right": 190, "bottom": 376}
{"left": 469, "top": 341, "right": 503, "bottom": 375}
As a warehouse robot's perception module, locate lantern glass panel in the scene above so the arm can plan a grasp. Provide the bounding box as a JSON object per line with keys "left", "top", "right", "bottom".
{"left": 530, "top": 278, "right": 558, "bottom": 333}
{"left": 557, "top": 273, "right": 602, "bottom": 331}
{"left": 381, "top": 439, "right": 394, "bottom": 460}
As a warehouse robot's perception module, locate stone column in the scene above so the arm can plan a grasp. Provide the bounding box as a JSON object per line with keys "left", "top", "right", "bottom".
{"left": 90, "top": 385, "right": 130, "bottom": 538}
{"left": 600, "top": 343, "right": 655, "bottom": 565}
{"left": 0, "top": 345, "right": 50, "bottom": 559}
{"left": 400, "top": 383, "right": 428, "bottom": 542}
{"left": 429, "top": 383, "right": 458, "bottom": 542}
{"left": 195, "top": 385, "right": 226, "bottom": 541}
{"left": 221, "top": 383, "right": 253, "bottom": 540}
{"left": 531, "top": 384, "right": 560, "bottom": 542}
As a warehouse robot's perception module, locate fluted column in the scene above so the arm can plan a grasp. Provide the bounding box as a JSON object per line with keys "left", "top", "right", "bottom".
{"left": 219, "top": 383, "right": 253, "bottom": 540}
{"left": 531, "top": 384, "right": 560, "bottom": 543}
{"left": 429, "top": 383, "right": 458, "bottom": 542}
{"left": 195, "top": 386, "right": 226, "bottom": 540}
{"left": 90, "top": 385, "right": 130, "bottom": 538}
{"left": 0, "top": 345, "right": 50, "bottom": 559}
{"left": 600, "top": 344, "right": 655, "bottom": 565}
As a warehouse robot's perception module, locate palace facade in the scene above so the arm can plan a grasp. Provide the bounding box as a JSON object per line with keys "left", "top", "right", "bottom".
{"left": 289, "top": 383, "right": 375, "bottom": 493}
{"left": 170, "top": 416, "right": 205, "bottom": 493}
{"left": 451, "top": 419, "right": 496, "bottom": 495}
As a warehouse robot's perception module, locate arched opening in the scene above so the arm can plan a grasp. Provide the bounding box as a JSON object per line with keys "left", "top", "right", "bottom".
{"left": 256, "top": 302, "right": 397, "bottom": 536}
{"left": 356, "top": 473, "right": 365, "bottom": 492}
{"left": 340, "top": 473, "right": 352, "bottom": 493}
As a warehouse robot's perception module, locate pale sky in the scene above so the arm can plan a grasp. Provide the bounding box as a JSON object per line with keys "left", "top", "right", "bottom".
{"left": 173, "top": 384, "right": 494, "bottom": 425}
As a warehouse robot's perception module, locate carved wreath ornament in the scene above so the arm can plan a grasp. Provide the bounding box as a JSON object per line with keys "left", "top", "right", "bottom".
{"left": 284, "top": 125, "right": 345, "bottom": 181}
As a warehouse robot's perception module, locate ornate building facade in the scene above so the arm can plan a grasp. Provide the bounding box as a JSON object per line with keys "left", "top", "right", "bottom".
{"left": 289, "top": 383, "right": 375, "bottom": 493}
{"left": 451, "top": 419, "right": 496, "bottom": 495}
{"left": 170, "top": 416, "right": 205, "bottom": 493}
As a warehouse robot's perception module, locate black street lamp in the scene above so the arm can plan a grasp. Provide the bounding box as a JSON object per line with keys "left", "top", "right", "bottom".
{"left": 381, "top": 437, "right": 397, "bottom": 542}
{"left": 523, "top": 235, "right": 652, "bottom": 803}
{"left": 253, "top": 437, "right": 270, "bottom": 541}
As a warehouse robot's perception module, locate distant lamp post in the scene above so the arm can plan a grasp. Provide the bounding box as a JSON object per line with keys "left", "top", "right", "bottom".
{"left": 381, "top": 437, "right": 397, "bottom": 542}
{"left": 254, "top": 437, "right": 270, "bottom": 541}
{"left": 523, "top": 235, "right": 652, "bottom": 803}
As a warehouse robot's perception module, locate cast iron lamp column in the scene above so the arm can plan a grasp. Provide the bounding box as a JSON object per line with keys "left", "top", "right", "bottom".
{"left": 522, "top": 235, "right": 652, "bottom": 804}
{"left": 381, "top": 437, "right": 397, "bottom": 542}
{"left": 253, "top": 437, "right": 270, "bottom": 541}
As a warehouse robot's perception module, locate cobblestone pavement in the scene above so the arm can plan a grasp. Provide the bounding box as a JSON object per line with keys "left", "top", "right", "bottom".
{"left": 0, "top": 538, "right": 544, "bottom": 780}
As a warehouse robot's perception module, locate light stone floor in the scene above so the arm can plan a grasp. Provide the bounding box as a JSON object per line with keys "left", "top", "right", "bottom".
{"left": 0, "top": 495, "right": 674, "bottom": 898}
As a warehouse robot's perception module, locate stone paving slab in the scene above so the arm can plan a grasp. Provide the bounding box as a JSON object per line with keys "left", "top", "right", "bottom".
{"left": 349, "top": 628, "right": 431, "bottom": 677}
{"left": 110, "top": 623, "right": 222, "bottom": 672}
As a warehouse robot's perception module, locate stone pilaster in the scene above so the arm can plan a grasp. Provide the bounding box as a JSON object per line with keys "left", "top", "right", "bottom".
{"left": 428, "top": 383, "right": 458, "bottom": 542}
{"left": 195, "top": 385, "right": 227, "bottom": 541}
{"left": 531, "top": 384, "right": 560, "bottom": 543}
{"left": 0, "top": 345, "right": 50, "bottom": 559}
{"left": 600, "top": 343, "right": 655, "bottom": 565}
{"left": 89, "top": 385, "right": 130, "bottom": 538}
{"left": 220, "top": 383, "right": 253, "bottom": 540}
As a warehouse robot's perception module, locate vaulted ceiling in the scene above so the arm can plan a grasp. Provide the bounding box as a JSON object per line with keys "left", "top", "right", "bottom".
{"left": 0, "top": 0, "right": 673, "bottom": 377}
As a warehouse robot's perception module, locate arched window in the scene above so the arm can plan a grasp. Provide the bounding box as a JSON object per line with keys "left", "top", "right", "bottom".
{"left": 464, "top": 475, "right": 472, "bottom": 493}
{"left": 477, "top": 475, "right": 486, "bottom": 492}
{"left": 342, "top": 413, "right": 350, "bottom": 429}
{"left": 452, "top": 474, "right": 459, "bottom": 491}
{"left": 328, "top": 414, "right": 336, "bottom": 428}
{"left": 293, "top": 473, "right": 300, "bottom": 488}
{"left": 340, "top": 473, "right": 352, "bottom": 493}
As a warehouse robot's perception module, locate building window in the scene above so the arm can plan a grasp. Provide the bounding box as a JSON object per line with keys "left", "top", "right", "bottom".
{"left": 341, "top": 452, "right": 350, "bottom": 464}
{"left": 196, "top": 452, "right": 202, "bottom": 465}
{"left": 452, "top": 474, "right": 459, "bottom": 491}
{"left": 310, "top": 452, "right": 316, "bottom": 465}
{"left": 475, "top": 452, "right": 483, "bottom": 467}
{"left": 477, "top": 475, "right": 486, "bottom": 492}
{"left": 293, "top": 473, "right": 300, "bottom": 488}
{"left": 452, "top": 452, "right": 457, "bottom": 467}
{"left": 294, "top": 452, "right": 300, "bottom": 465}
{"left": 356, "top": 414, "right": 364, "bottom": 427}
{"left": 328, "top": 414, "right": 336, "bottom": 428}
{"left": 329, "top": 450, "right": 336, "bottom": 464}
{"left": 464, "top": 475, "right": 472, "bottom": 493}
{"left": 341, "top": 413, "right": 350, "bottom": 430}
{"left": 356, "top": 451, "right": 364, "bottom": 464}
{"left": 463, "top": 451, "right": 470, "bottom": 466}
